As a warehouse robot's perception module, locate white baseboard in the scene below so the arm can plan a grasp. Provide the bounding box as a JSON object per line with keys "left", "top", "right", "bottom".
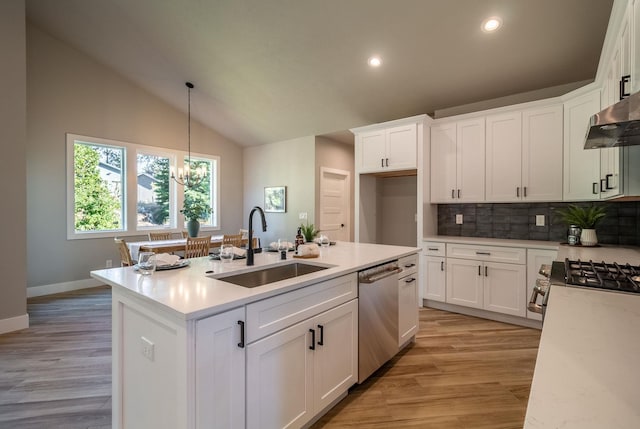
{"left": 27, "top": 278, "right": 104, "bottom": 298}
{"left": 0, "top": 313, "right": 29, "bottom": 334}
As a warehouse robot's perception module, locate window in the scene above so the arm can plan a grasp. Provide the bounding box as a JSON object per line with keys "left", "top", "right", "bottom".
{"left": 66, "top": 133, "right": 220, "bottom": 239}
{"left": 70, "top": 139, "right": 125, "bottom": 236}
{"left": 137, "top": 152, "right": 171, "bottom": 228}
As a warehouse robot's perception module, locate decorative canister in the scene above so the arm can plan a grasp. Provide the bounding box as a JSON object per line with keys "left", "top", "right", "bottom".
{"left": 568, "top": 225, "right": 581, "bottom": 245}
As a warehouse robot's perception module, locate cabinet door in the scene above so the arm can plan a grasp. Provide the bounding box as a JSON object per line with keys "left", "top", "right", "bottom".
{"left": 483, "top": 262, "right": 526, "bottom": 317}
{"left": 486, "top": 111, "right": 523, "bottom": 201}
{"left": 526, "top": 249, "right": 557, "bottom": 321}
{"left": 430, "top": 123, "right": 457, "bottom": 202}
{"left": 313, "top": 300, "right": 358, "bottom": 412}
{"left": 358, "top": 130, "right": 387, "bottom": 172}
{"left": 522, "top": 105, "right": 563, "bottom": 201}
{"left": 446, "top": 258, "right": 483, "bottom": 309}
{"left": 399, "top": 275, "right": 418, "bottom": 346}
{"left": 457, "top": 117, "right": 486, "bottom": 202}
{"left": 424, "top": 255, "right": 446, "bottom": 302}
{"left": 246, "top": 319, "right": 314, "bottom": 429}
{"left": 563, "top": 90, "right": 601, "bottom": 201}
{"left": 632, "top": 0, "right": 640, "bottom": 94}
{"left": 196, "top": 307, "right": 245, "bottom": 429}
{"left": 386, "top": 123, "right": 417, "bottom": 171}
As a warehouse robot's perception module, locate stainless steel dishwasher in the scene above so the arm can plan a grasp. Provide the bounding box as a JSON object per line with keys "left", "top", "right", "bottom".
{"left": 358, "top": 260, "right": 401, "bottom": 383}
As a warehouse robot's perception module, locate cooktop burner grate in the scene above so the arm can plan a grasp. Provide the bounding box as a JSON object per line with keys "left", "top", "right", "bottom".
{"left": 564, "top": 259, "right": 640, "bottom": 293}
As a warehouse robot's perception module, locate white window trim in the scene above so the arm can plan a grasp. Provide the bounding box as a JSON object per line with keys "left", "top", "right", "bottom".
{"left": 66, "top": 133, "right": 221, "bottom": 240}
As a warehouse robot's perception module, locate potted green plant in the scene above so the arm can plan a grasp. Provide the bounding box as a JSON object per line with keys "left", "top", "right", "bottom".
{"left": 180, "top": 199, "right": 212, "bottom": 237}
{"left": 300, "top": 222, "right": 319, "bottom": 243}
{"left": 556, "top": 204, "right": 607, "bottom": 246}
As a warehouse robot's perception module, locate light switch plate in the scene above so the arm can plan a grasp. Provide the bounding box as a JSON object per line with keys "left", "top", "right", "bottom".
{"left": 141, "top": 336, "right": 155, "bottom": 362}
{"left": 455, "top": 214, "right": 463, "bottom": 225}
{"left": 536, "top": 215, "right": 545, "bottom": 226}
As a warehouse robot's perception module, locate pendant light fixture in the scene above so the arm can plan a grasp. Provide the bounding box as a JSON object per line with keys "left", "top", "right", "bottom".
{"left": 171, "top": 81, "right": 205, "bottom": 188}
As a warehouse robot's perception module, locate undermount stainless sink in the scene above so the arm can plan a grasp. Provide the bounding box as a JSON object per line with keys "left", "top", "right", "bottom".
{"left": 214, "top": 262, "right": 329, "bottom": 288}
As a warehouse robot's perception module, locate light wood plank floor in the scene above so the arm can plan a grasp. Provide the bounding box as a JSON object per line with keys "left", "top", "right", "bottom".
{"left": 0, "top": 287, "right": 540, "bottom": 429}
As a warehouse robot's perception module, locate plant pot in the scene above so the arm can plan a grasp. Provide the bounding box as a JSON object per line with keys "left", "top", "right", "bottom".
{"left": 186, "top": 219, "right": 200, "bottom": 237}
{"left": 580, "top": 228, "right": 598, "bottom": 247}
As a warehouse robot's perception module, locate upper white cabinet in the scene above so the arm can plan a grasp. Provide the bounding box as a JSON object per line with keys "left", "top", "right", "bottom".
{"left": 485, "top": 104, "right": 563, "bottom": 202}
{"left": 632, "top": 0, "right": 640, "bottom": 93}
{"left": 563, "top": 90, "right": 602, "bottom": 201}
{"left": 430, "top": 117, "right": 485, "bottom": 203}
{"left": 356, "top": 123, "right": 417, "bottom": 173}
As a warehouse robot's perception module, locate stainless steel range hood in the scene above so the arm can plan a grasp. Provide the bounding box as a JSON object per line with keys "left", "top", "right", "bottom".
{"left": 584, "top": 91, "right": 640, "bottom": 149}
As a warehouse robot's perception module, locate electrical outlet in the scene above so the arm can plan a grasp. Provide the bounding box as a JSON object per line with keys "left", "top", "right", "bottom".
{"left": 141, "top": 336, "right": 154, "bottom": 362}
{"left": 106, "top": 259, "right": 113, "bottom": 268}
{"left": 299, "top": 212, "right": 307, "bottom": 220}
{"left": 455, "top": 214, "right": 463, "bottom": 225}
{"left": 536, "top": 215, "right": 545, "bottom": 227}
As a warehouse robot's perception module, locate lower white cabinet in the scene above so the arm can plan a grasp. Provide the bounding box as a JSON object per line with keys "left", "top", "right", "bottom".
{"left": 246, "top": 299, "right": 358, "bottom": 429}
{"left": 196, "top": 307, "right": 246, "bottom": 429}
{"left": 424, "top": 255, "right": 446, "bottom": 302}
{"left": 444, "top": 244, "right": 528, "bottom": 318}
{"left": 398, "top": 254, "right": 419, "bottom": 346}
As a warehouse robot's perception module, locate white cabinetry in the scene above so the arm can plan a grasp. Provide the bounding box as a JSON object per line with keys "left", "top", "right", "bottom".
{"left": 430, "top": 118, "right": 485, "bottom": 202}
{"left": 423, "top": 242, "right": 446, "bottom": 302}
{"left": 485, "top": 104, "right": 563, "bottom": 202}
{"left": 398, "top": 254, "right": 418, "bottom": 346}
{"left": 563, "top": 90, "right": 602, "bottom": 200}
{"left": 196, "top": 307, "right": 245, "bottom": 429}
{"left": 246, "top": 299, "right": 357, "bottom": 429}
{"left": 632, "top": 0, "right": 640, "bottom": 93}
{"left": 526, "top": 249, "right": 558, "bottom": 322}
{"left": 445, "top": 243, "right": 527, "bottom": 317}
{"left": 356, "top": 123, "right": 417, "bottom": 173}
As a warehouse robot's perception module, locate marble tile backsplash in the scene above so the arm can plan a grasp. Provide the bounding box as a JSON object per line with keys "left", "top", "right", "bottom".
{"left": 437, "top": 201, "right": 640, "bottom": 246}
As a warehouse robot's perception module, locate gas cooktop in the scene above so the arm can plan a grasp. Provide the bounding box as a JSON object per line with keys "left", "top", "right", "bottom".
{"left": 564, "top": 259, "right": 640, "bottom": 294}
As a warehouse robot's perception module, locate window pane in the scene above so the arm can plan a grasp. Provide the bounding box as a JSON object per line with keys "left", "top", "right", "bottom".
{"left": 73, "top": 142, "right": 124, "bottom": 232}
{"left": 183, "top": 157, "right": 216, "bottom": 226}
{"left": 137, "top": 153, "right": 171, "bottom": 227}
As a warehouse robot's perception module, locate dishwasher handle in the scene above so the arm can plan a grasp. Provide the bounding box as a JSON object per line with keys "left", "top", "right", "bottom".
{"left": 359, "top": 267, "right": 401, "bottom": 283}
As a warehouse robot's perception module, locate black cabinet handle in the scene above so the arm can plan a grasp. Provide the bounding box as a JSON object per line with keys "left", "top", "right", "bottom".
{"left": 405, "top": 277, "right": 416, "bottom": 283}
{"left": 485, "top": 266, "right": 488, "bottom": 277}
{"left": 478, "top": 265, "right": 481, "bottom": 276}
{"left": 620, "top": 75, "right": 631, "bottom": 100}
{"left": 457, "top": 189, "right": 461, "bottom": 198}
{"left": 317, "top": 324, "right": 324, "bottom": 346}
{"left": 516, "top": 187, "right": 520, "bottom": 198}
{"left": 476, "top": 251, "right": 491, "bottom": 256}
{"left": 451, "top": 189, "right": 455, "bottom": 199}
{"left": 385, "top": 158, "right": 389, "bottom": 167}
{"left": 381, "top": 158, "right": 384, "bottom": 168}
{"left": 404, "top": 263, "right": 416, "bottom": 268}
{"left": 605, "top": 174, "right": 614, "bottom": 190}
{"left": 440, "top": 261, "right": 444, "bottom": 271}
{"left": 524, "top": 186, "right": 527, "bottom": 197}
{"left": 309, "top": 328, "right": 316, "bottom": 350}
{"left": 237, "top": 320, "right": 245, "bottom": 348}
{"left": 593, "top": 182, "right": 599, "bottom": 194}
{"left": 600, "top": 179, "right": 606, "bottom": 193}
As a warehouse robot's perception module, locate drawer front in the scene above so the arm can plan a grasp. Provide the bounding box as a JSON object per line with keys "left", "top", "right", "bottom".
{"left": 423, "top": 241, "right": 445, "bottom": 257}
{"left": 399, "top": 254, "right": 418, "bottom": 278}
{"left": 446, "top": 243, "right": 526, "bottom": 264}
{"left": 245, "top": 273, "right": 357, "bottom": 343}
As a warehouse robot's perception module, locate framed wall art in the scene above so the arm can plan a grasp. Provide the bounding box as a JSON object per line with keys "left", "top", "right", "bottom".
{"left": 264, "top": 186, "right": 287, "bottom": 213}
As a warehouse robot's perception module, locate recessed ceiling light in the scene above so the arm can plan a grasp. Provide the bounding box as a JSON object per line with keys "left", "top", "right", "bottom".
{"left": 368, "top": 56, "right": 382, "bottom": 67}
{"left": 482, "top": 16, "right": 502, "bottom": 32}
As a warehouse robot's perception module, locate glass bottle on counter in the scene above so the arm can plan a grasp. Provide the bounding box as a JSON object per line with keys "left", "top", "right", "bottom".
{"left": 568, "top": 225, "right": 581, "bottom": 245}
{"left": 295, "top": 227, "right": 304, "bottom": 250}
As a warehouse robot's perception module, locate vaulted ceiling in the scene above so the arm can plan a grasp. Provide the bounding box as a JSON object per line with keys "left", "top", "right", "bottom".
{"left": 26, "top": 0, "right": 614, "bottom": 146}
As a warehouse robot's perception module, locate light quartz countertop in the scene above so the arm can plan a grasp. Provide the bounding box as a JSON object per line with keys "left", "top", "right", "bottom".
{"left": 525, "top": 243, "right": 640, "bottom": 428}
{"left": 91, "top": 241, "right": 419, "bottom": 321}
{"left": 424, "top": 235, "right": 559, "bottom": 250}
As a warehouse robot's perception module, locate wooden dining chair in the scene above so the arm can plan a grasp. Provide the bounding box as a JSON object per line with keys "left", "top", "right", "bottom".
{"left": 181, "top": 230, "right": 189, "bottom": 238}
{"left": 114, "top": 238, "right": 134, "bottom": 266}
{"left": 148, "top": 231, "right": 172, "bottom": 241}
{"left": 184, "top": 235, "right": 211, "bottom": 258}
{"left": 223, "top": 234, "right": 244, "bottom": 247}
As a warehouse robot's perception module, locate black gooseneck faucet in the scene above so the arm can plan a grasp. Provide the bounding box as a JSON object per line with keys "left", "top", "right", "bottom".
{"left": 247, "top": 206, "right": 267, "bottom": 266}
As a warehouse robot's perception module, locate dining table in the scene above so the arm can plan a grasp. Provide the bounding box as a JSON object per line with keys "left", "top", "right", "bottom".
{"left": 127, "top": 235, "right": 227, "bottom": 261}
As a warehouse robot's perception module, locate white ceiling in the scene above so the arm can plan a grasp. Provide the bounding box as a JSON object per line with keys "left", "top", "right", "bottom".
{"left": 25, "top": 0, "right": 614, "bottom": 146}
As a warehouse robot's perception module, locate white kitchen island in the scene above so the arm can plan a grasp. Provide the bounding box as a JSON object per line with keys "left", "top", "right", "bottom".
{"left": 90, "top": 241, "right": 419, "bottom": 429}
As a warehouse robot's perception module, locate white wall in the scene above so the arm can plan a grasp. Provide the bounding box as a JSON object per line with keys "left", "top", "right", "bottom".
{"left": 0, "top": 0, "right": 28, "bottom": 331}
{"left": 243, "top": 136, "right": 315, "bottom": 245}
{"left": 26, "top": 24, "right": 244, "bottom": 291}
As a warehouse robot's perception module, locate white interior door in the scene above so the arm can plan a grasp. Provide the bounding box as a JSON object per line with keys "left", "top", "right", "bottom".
{"left": 319, "top": 167, "right": 350, "bottom": 242}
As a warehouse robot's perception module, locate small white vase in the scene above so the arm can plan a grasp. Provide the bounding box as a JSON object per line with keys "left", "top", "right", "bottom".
{"left": 580, "top": 228, "right": 598, "bottom": 246}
